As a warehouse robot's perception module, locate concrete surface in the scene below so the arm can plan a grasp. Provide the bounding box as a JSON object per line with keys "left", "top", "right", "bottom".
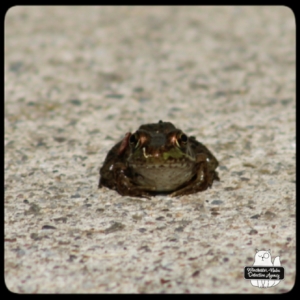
{"left": 5, "top": 6, "right": 295, "bottom": 293}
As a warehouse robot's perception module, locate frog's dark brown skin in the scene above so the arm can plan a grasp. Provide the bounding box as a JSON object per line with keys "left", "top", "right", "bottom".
{"left": 99, "top": 120, "right": 219, "bottom": 198}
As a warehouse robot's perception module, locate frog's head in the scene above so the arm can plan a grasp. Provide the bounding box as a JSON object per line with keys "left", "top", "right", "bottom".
{"left": 119, "top": 121, "right": 196, "bottom": 166}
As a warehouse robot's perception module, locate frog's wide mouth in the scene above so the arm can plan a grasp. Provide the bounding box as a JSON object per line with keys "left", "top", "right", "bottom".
{"left": 128, "top": 146, "right": 196, "bottom": 166}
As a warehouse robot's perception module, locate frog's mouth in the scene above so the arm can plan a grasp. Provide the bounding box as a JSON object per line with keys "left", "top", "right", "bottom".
{"left": 129, "top": 145, "right": 197, "bottom": 192}
{"left": 129, "top": 146, "right": 196, "bottom": 167}
{"left": 143, "top": 147, "right": 195, "bottom": 161}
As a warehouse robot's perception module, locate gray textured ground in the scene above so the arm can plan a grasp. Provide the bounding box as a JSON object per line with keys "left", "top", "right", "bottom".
{"left": 5, "top": 6, "right": 295, "bottom": 293}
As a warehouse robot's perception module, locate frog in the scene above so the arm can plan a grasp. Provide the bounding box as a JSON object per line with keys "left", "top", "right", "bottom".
{"left": 98, "top": 120, "right": 219, "bottom": 198}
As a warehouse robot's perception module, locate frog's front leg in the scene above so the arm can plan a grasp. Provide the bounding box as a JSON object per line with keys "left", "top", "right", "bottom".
{"left": 113, "top": 163, "right": 152, "bottom": 198}
{"left": 170, "top": 153, "right": 214, "bottom": 197}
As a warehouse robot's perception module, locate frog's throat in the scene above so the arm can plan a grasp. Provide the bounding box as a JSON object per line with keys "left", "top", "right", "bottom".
{"left": 142, "top": 147, "right": 195, "bottom": 161}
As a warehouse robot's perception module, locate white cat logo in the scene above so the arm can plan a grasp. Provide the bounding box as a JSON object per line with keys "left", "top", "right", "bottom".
{"left": 251, "top": 249, "right": 281, "bottom": 288}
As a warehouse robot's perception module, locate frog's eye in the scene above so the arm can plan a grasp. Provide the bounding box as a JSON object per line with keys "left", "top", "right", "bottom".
{"left": 174, "top": 132, "right": 188, "bottom": 147}
{"left": 130, "top": 134, "right": 137, "bottom": 144}
{"left": 129, "top": 134, "right": 140, "bottom": 148}
{"left": 180, "top": 133, "right": 188, "bottom": 144}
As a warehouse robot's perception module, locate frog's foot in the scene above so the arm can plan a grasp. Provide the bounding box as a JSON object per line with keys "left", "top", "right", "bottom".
{"left": 206, "top": 170, "right": 219, "bottom": 188}
{"left": 213, "top": 171, "right": 220, "bottom": 182}
{"left": 169, "top": 162, "right": 213, "bottom": 197}
{"left": 106, "top": 163, "right": 153, "bottom": 198}
{"left": 170, "top": 180, "right": 210, "bottom": 197}
{"left": 117, "top": 185, "right": 153, "bottom": 199}
{"left": 115, "top": 171, "right": 154, "bottom": 199}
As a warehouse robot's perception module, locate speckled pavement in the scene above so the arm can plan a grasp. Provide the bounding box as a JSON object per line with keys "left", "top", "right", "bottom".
{"left": 5, "top": 6, "right": 295, "bottom": 293}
